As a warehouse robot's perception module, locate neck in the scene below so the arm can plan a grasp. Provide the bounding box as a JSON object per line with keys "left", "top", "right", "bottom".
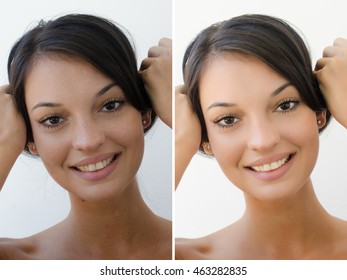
{"left": 238, "top": 179, "right": 333, "bottom": 258}
{"left": 58, "top": 179, "right": 168, "bottom": 259}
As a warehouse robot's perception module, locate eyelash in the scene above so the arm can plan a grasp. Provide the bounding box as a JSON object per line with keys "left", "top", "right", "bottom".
{"left": 101, "top": 98, "right": 126, "bottom": 113}
{"left": 275, "top": 98, "right": 301, "bottom": 113}
{"left": 211, "top": 98, "right": 301, "bottom": 129}
{"left": 36, "top": 114, "right": 65, "bottom": 129}
{"left": 211, "top": 114, "right": 240, "bottom": 129}
{"left": 36, "top": 98, "right": 126, "bottom": 129}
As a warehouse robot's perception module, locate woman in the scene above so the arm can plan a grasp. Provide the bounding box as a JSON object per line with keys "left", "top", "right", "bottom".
{"left": 0, "top": 14, "right": 172, "bottom": 259}
{"left": 175, "top": 14, "right": 347, "bottom": 259}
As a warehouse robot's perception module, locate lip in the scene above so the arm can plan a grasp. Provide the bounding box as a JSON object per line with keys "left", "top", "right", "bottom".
{"left": 70, "top": 152, "right": 118, "bottom": 167}
{"left": 244, "top": 153, "right": 296, "bottom": 181}
{"left": 70, "top": 152, "right": 120, "bottom": 182}
{"left": 245, "top": 153, "right": 293, "bottom": 167}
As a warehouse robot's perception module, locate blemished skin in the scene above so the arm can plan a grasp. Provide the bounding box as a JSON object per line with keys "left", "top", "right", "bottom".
{"left": 26, "top": 57, "right": 148, "bottom": 202}
{"left": 0, "top": 37, "right": 172, "bottom": 260}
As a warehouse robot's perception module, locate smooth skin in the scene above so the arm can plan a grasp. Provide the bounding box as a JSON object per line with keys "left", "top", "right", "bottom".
{"left": 0, "top": 85, "right": 26, "bottom": 190}
{"left": 0, "top": 39, "right": 172, "bottom": 260}
{"left": 175, "top": 85, "right": 201, "bottom": 188}
{"left": 175, "top": 42, "right": 347, "bottom": 259}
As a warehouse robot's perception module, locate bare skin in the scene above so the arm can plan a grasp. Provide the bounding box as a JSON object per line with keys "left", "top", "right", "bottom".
{"left": 176, "top": 180, "right": 347, "bottom": 259}
{"left": 175, "top": 40, "right": 347, "bottom": 259}
{"left": 141, "top": 38, "right": 172, "bottom": 128}
{"left": 174, "top": 85, "right": 201, "bottom": 188}
{"left": 316, "top": 38, "right": 347, "bottom": 128}
{"left": 0, "top": 86, "right": 26, "bottom": 191}
{"left": 0, "top": 182, "right": 171, "bottom": 259}
{"left": 0, "top": 38, "right": 172, "bottom": 260}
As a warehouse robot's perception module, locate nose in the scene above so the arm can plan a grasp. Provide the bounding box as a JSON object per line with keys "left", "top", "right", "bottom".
{"left": 72, "top": 119, "right": 105, "bottom": 152}
{"left": 246, "top": 117, "right": 280, "bottom": 152}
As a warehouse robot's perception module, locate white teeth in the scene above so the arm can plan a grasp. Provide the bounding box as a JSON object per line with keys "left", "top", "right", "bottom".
{"left": 75, "top": 157, "right": 114, "bottom": 172}
{"left": 263, "top": 164, "right": 271, "bottom": 172}
{"left": 250, "top": 156, "right": 290, "bottom": 172}
{"left": 96, "top": 162, "right": 103, "bottom": 170}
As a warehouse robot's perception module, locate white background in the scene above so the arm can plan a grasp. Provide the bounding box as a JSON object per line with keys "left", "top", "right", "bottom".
{"left": 0, "top": 0, "right": 172, "bottom": 238}
{"left": 175, "top": 0, "right": 347, "bottom": 238}
{"left": 2, "top": 260, "right": 344, "bottom": 280}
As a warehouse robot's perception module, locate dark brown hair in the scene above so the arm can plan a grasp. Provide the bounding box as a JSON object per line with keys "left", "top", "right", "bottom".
{"left": 8, "top": 14, "right": 156, "bottom": 153}
{"left": 183, "top": 14, "right": 330, "bottom": 153}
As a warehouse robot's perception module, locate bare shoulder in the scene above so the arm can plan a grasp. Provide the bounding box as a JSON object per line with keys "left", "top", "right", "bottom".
{"left": 0, "top": 237, "right": 36, "bottom": 260}
{"left": 331, "top": 217, "right": 347, "bottom": 258}
{"left": 175, "top": 222, "right": 242, "bottom": 260}
{"left": 152, "top": 217, "right": 172, "bottom": 259}
{"left": 175, "top": 236, "right": 212, "bottom": 260}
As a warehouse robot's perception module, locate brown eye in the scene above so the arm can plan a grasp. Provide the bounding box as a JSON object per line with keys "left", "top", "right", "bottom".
{"left": 213, "top": 114, "right": 240, "bottom": 128}
{"left": 104, "top": 101, "right": 117, "bottom": 110}
{"left": 40, "top": 116, "right": 63, "bottom": 126}
{"left": 276, "top": 100, "right": 300, "bottom": 112}
{"left": 46, "top": 116, "right": 61, "bottom": 125}
{"left": 37, "top": 115, "right": 64, "bottom": 129}
{"left": 279, "top": 102, "right": 291, "bottom": 111}
{"left": 222, "top": 116, "right": 236, "bottom": 125}
{"left": 101, "top": 99, "right": 125, "bottom": 113}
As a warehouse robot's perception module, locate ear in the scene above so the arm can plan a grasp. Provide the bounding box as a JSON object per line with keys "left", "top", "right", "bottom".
{"left": 316, "top": 110, "right": 327, "bottom": 130}
{"left": 28, "top": 142, "right": 39, "bottom": 155}
{"left": 141, "top": 111, "right": 152, "bottom": 129}
{"left": 202, "top": 142, "right": 214, "bottom": 155}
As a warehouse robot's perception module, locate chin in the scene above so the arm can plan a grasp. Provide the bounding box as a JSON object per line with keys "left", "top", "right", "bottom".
{"left": 243, "top": 180, "right": 307, "bottom": 203}
{"left": 68, "top": 180, "right": 132, "bottom": 203}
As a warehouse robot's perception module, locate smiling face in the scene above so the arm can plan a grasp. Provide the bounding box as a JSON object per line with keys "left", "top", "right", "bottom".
{"left": 200, "top": 54, "right": 325, "bottom": 201}
{"left": 25, "top": 56, "right": 150, "bottom": 202}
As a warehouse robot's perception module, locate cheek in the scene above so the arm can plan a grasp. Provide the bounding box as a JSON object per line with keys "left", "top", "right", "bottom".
{"left": 206, "top": 110, "right": 320, "bottom": 181}
{"left": 284, "top": 112, "right": 320, "bottom": 164}
{"left": 115, "top": 123, "right": 145, "bottom": 159}
{"left": 107, "top": 113, "right": 146, "bottom": 170}
{"left": 31, "top": 111, "right": 145, "bottom": 166}
{"left": 31, "top": 129, "right": 70, "bottom": 178}
{"left": 206, "top": 127, "right": 244, "bottom": 170}
{"left": 107, "top": 112, "right": 145, "bottom": 147}
{"left": 279, "top": 106, "right": 319, "bottom": 144}
{"left": 30, "top": 124, "right": 67, "bottom": 157}
{"left": 111, "top": 116, "right": 146, "bottom": 180}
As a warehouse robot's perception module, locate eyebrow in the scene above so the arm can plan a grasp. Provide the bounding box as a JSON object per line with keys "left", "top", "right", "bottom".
{"left": 206, "top": 82, "right": 292, "bottom": 111}
{"left": 95, "top": 82, "right": 118, "bottom": 97}
{"left": 271, "top": 82, "right": 292, "bottom": 97}
{"left": 31, "top": 82, "right": 118, "bottom": 111}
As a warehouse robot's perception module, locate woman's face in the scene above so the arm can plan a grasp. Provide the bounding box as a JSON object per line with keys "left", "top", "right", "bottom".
{"left": 25, "top": 56, "right": 150, "bottom": 202}
{"left": 199, "top": 54, "right": 324, "bottom": 201}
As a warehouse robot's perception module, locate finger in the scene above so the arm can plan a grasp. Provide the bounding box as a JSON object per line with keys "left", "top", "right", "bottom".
{"left": 315, "top": 57, "right": 331, "bottom": 71}
{"left": 0, "top": 84, "right": 10, "bottom": 94}
{"left": 140, "top": 57, "right": 155, "bottom": 71}
{"left": 148, "top": 45, "right": 167, "bottom": 57}
{"left": 158, "top": 37, "right": 172, "bottom": 48}
{"left": 175, "top": 84, "right": 187, "bottom": 95}
{"left": 323, "top": 46, "right": 344, "bottom": 57}
{"left": 334, "top": 37, "right": 347, "bottom": 47}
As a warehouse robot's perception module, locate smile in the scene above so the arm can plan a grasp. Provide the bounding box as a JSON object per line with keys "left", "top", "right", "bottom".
{"left": 248, "top": 154, "right": 293, "bottom": 172}
{"left": 73, "top": 155, "right": 117, "bottom": 172}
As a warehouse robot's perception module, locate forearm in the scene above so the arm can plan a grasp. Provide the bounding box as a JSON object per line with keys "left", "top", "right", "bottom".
{"left": 0, "top": 144, "right": 20, "bottom": 191}
{"left": 175, "top": 137, "right": 198, "bottom": 189}
{"left": 0, "top": 88, "right": 27, "bottom": 190}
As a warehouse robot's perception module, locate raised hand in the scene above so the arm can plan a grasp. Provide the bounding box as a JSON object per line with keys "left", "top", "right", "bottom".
{"left": 140, "top": 38, "right": 172, "bottom": 128}
{"left": 316, "top": 38, "right": 347, "bottom": 128}
{"left": 0, "top": 85, "right": 26, "bottom": 190}
{"left": 175, "top": 85, "right": 201, "bottom": 188}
